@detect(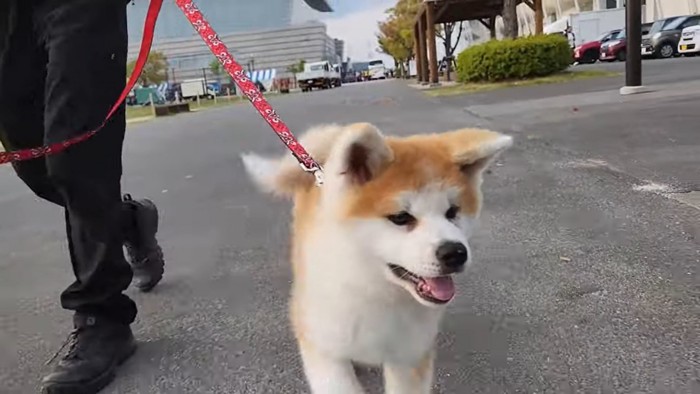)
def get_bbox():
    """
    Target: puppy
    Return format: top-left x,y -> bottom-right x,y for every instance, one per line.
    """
241,123 -> 512,394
